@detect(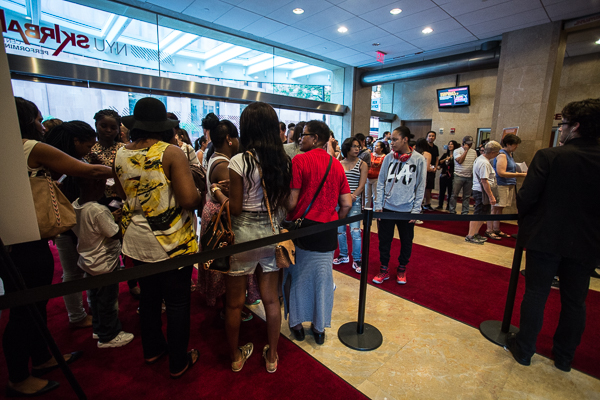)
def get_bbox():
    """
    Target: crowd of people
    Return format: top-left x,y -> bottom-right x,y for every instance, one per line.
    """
2,95 -> 598,396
